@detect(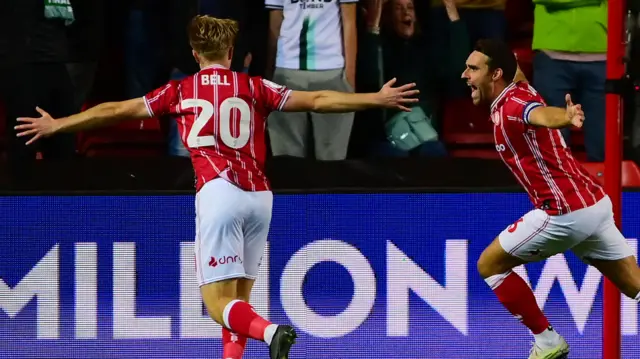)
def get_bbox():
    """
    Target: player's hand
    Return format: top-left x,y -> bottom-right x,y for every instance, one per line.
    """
14,107 -> 59,145
377,78 -> 420,112
565,94 -> 584,128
